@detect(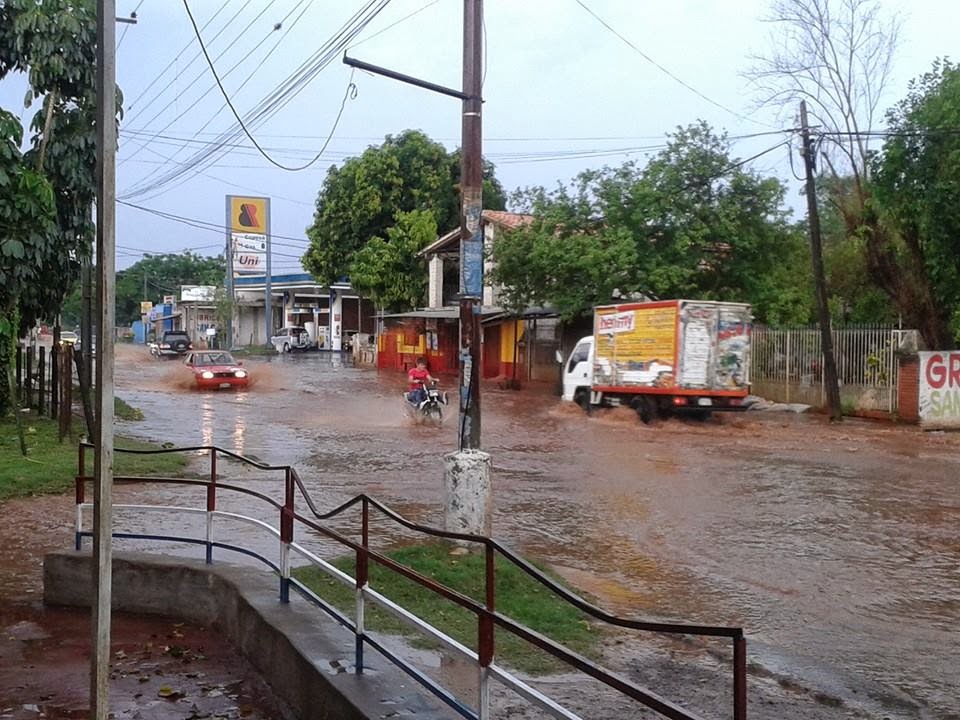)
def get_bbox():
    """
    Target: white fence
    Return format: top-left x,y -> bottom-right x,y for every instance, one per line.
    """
751,325 -> 918,413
